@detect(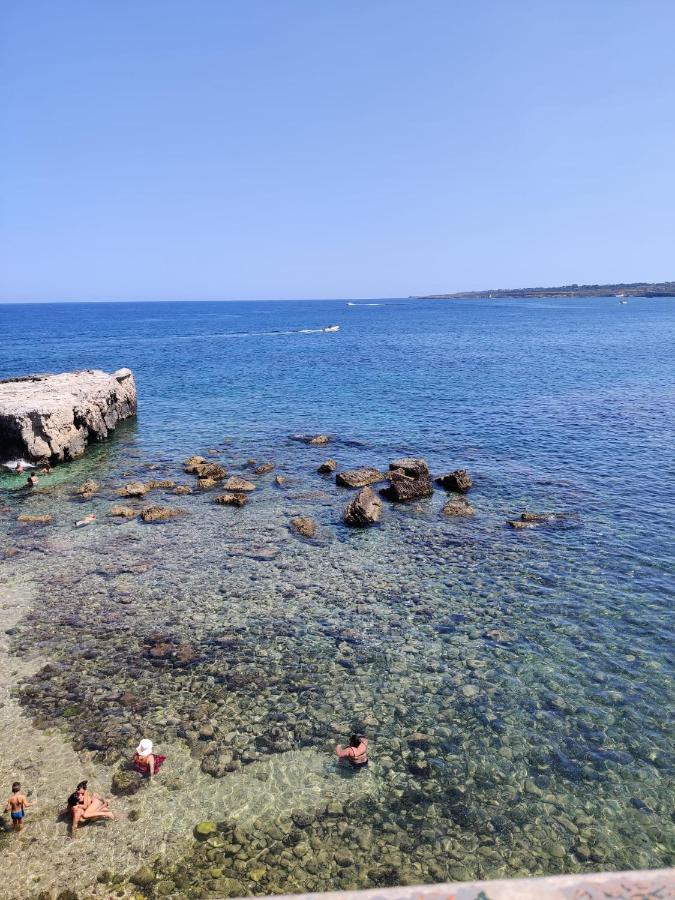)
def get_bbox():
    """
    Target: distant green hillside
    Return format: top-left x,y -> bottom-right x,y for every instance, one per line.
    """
416,281 -> 675,299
